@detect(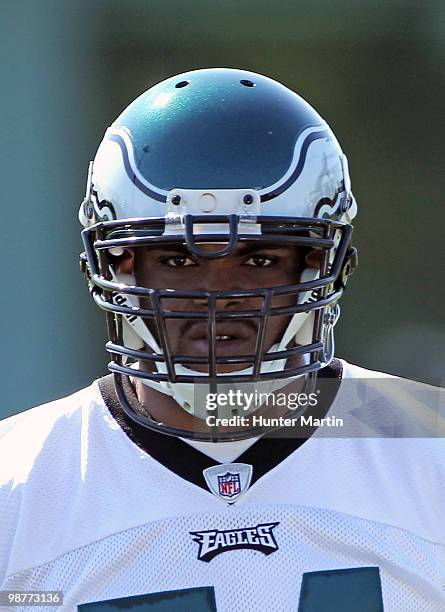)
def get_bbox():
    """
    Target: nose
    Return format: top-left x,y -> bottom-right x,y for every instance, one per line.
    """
193,295 -> 244,310
190,281 -> 267,315
191,265 -> 244,310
